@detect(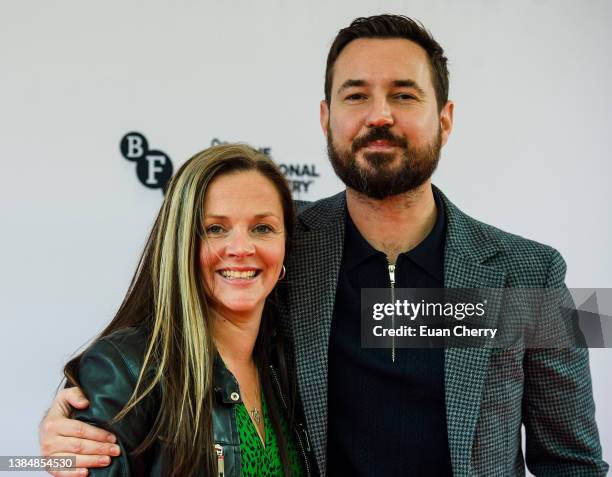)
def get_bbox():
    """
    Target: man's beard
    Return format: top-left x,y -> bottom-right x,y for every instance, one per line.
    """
327,126 -> 442,200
